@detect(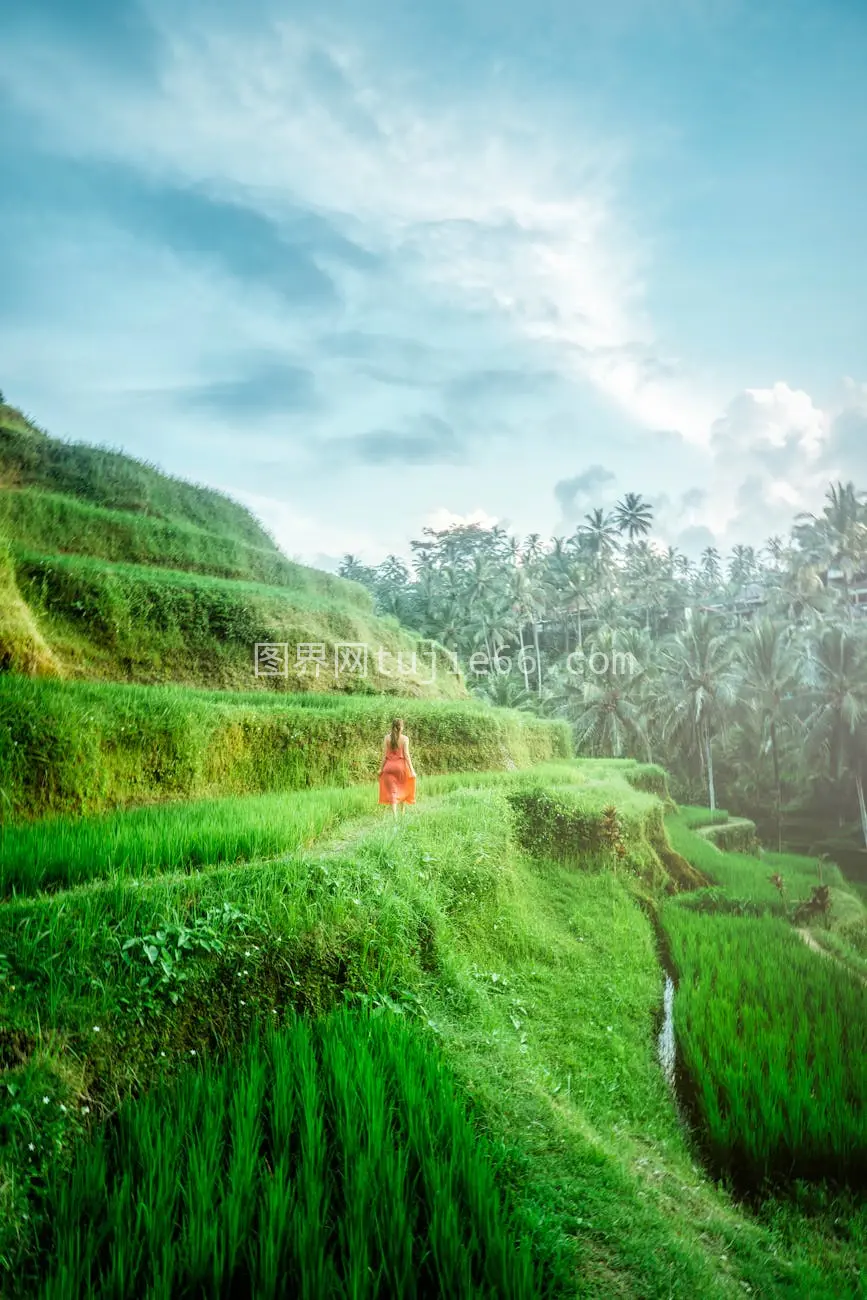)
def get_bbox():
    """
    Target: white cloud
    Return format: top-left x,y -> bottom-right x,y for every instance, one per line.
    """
671,380 -> 865,548
0,8 -> 722,444
230,488 -> 382,564
423,506 -> 500,533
